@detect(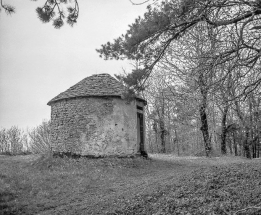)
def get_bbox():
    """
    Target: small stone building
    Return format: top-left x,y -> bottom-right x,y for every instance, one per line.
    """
47,73 -> 147,156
